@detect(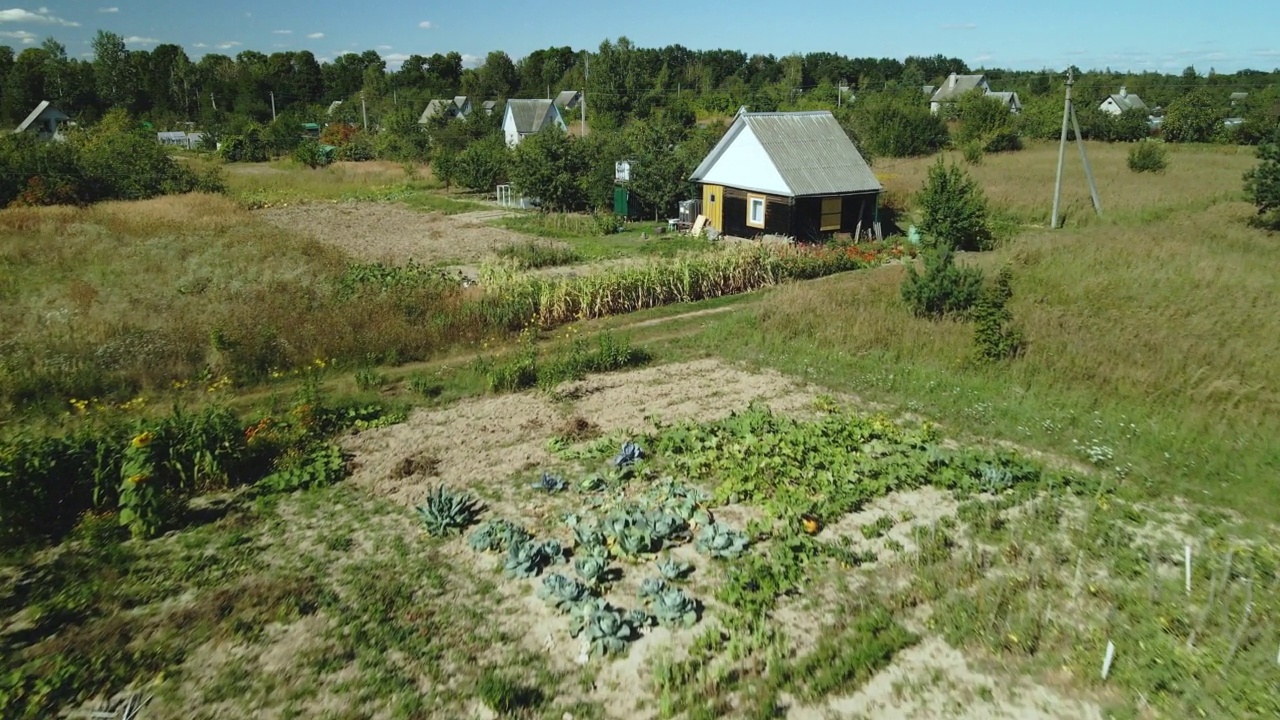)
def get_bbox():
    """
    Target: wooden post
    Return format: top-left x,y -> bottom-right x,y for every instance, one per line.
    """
1051,70 -> 1073,229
